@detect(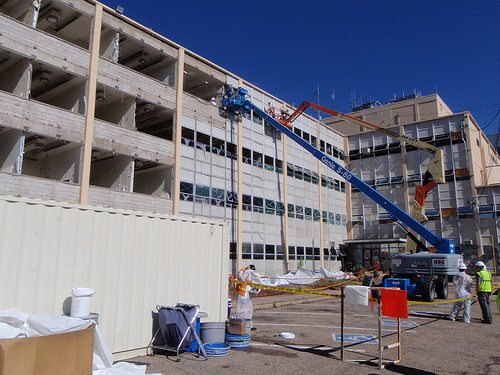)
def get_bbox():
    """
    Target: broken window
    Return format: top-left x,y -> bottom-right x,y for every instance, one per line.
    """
180,181 -> 193,201
265,199 -> 275,215
253,197 -> 264,213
